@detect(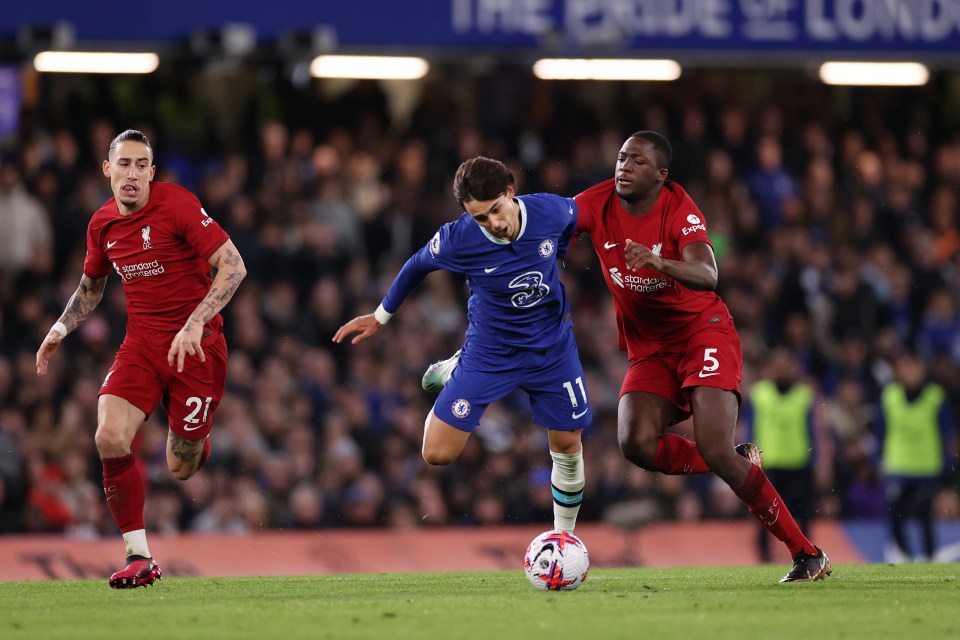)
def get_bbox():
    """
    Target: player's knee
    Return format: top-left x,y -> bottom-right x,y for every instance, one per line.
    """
548,430 -> 581,455
421,444 -> 456,466
617,427 -> 658,470
94,425 -> 130,458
